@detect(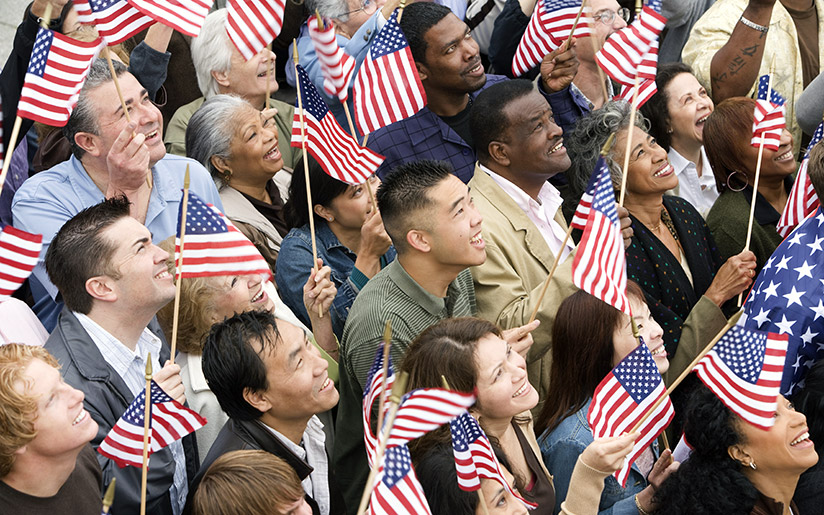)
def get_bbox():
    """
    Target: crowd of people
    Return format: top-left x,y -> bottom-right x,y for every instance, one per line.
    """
1,0 -> 823,512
